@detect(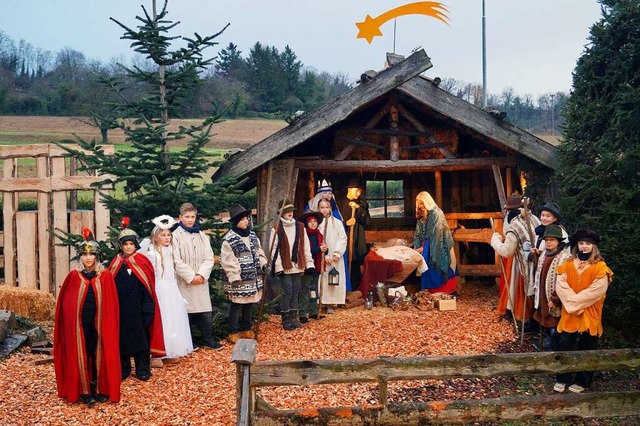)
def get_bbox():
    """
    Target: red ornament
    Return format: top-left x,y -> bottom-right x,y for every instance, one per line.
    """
120,216 -> 130,229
